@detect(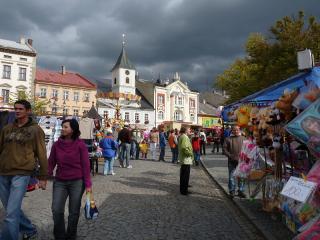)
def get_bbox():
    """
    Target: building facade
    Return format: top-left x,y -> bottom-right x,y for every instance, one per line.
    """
35,67 -> 97,116
97,43 -> 155,129
137,72 -> 199,130
0,37 -> 36,107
